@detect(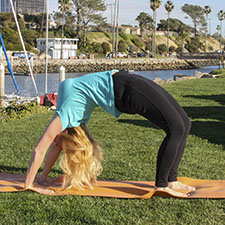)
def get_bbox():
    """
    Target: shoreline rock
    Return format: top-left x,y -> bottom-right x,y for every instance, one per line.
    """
1,58 -> 221,74
153,70 -> 217,85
